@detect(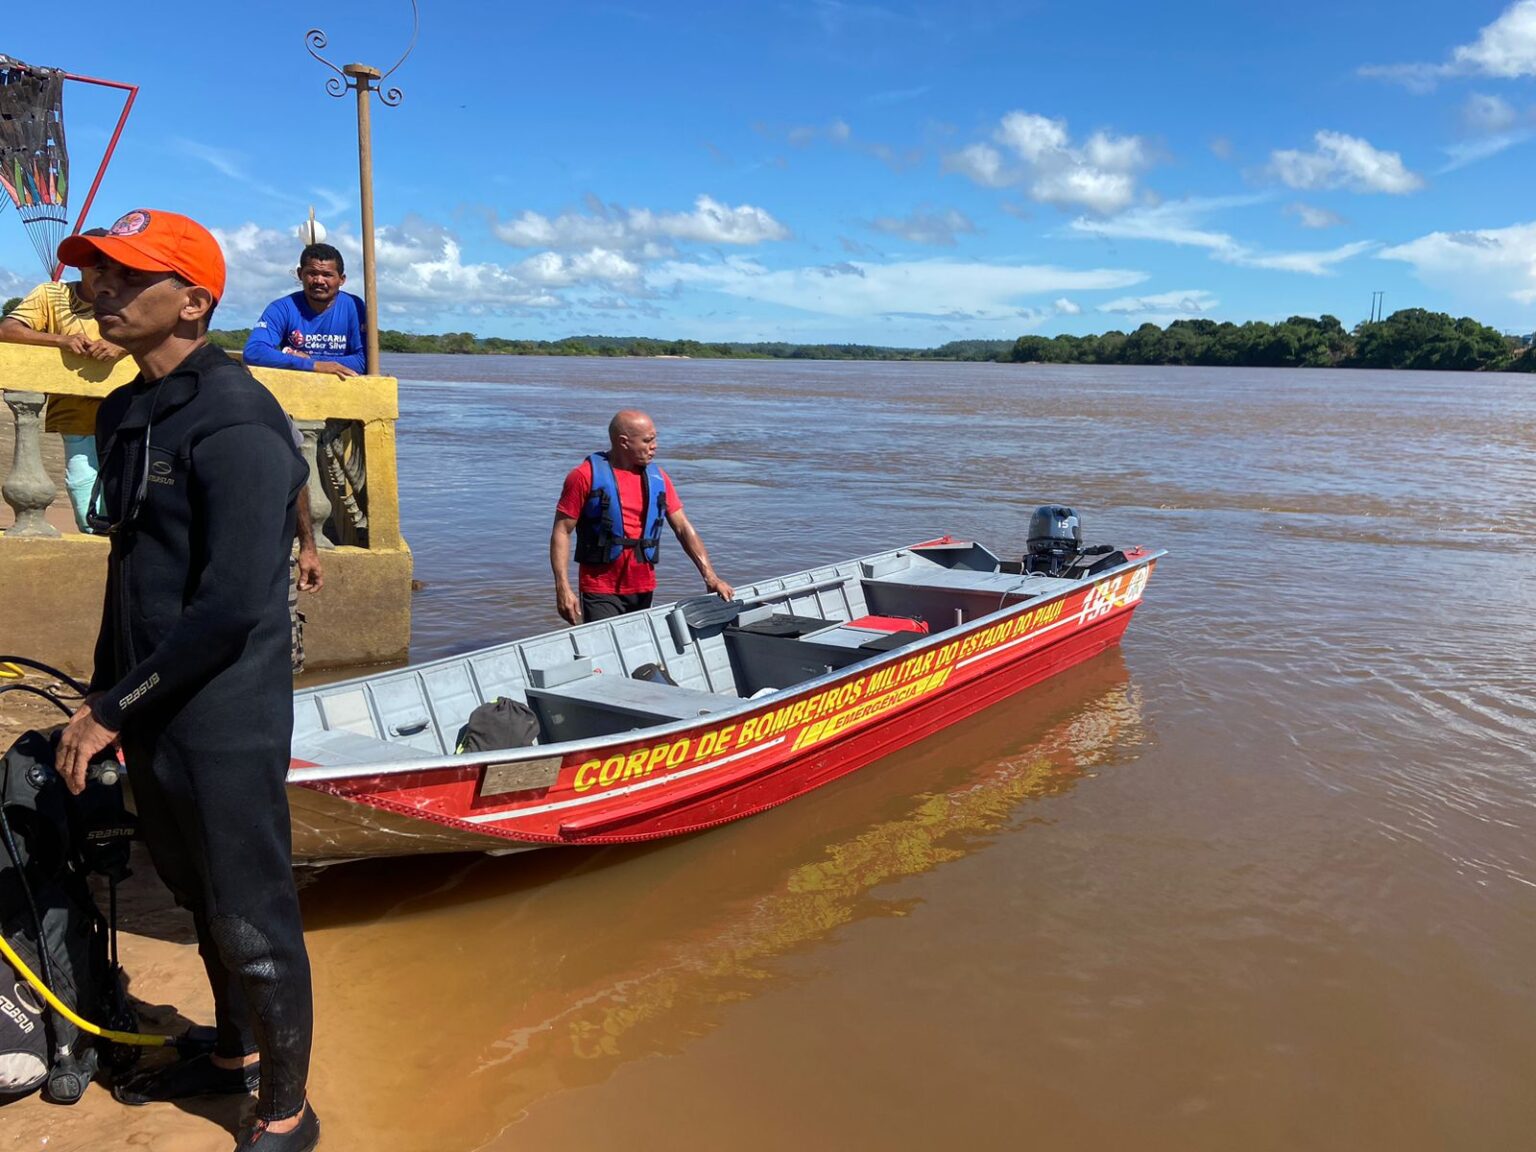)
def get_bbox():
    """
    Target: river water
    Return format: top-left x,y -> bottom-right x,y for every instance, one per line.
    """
296,357 -> 1535,1150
